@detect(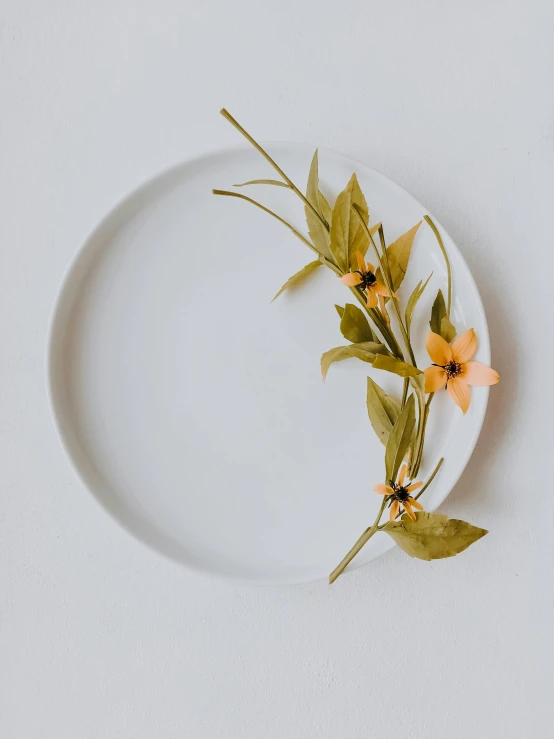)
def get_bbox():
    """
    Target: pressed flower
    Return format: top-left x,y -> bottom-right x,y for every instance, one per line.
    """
374,463 -> 424,521
423,329 -> 499,414
341,251 -> 397,309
